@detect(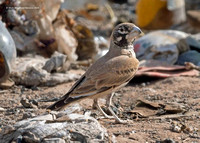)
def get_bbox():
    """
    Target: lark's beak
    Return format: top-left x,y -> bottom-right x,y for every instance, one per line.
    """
133,26 -> 144,36
127,26 -> 144,42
